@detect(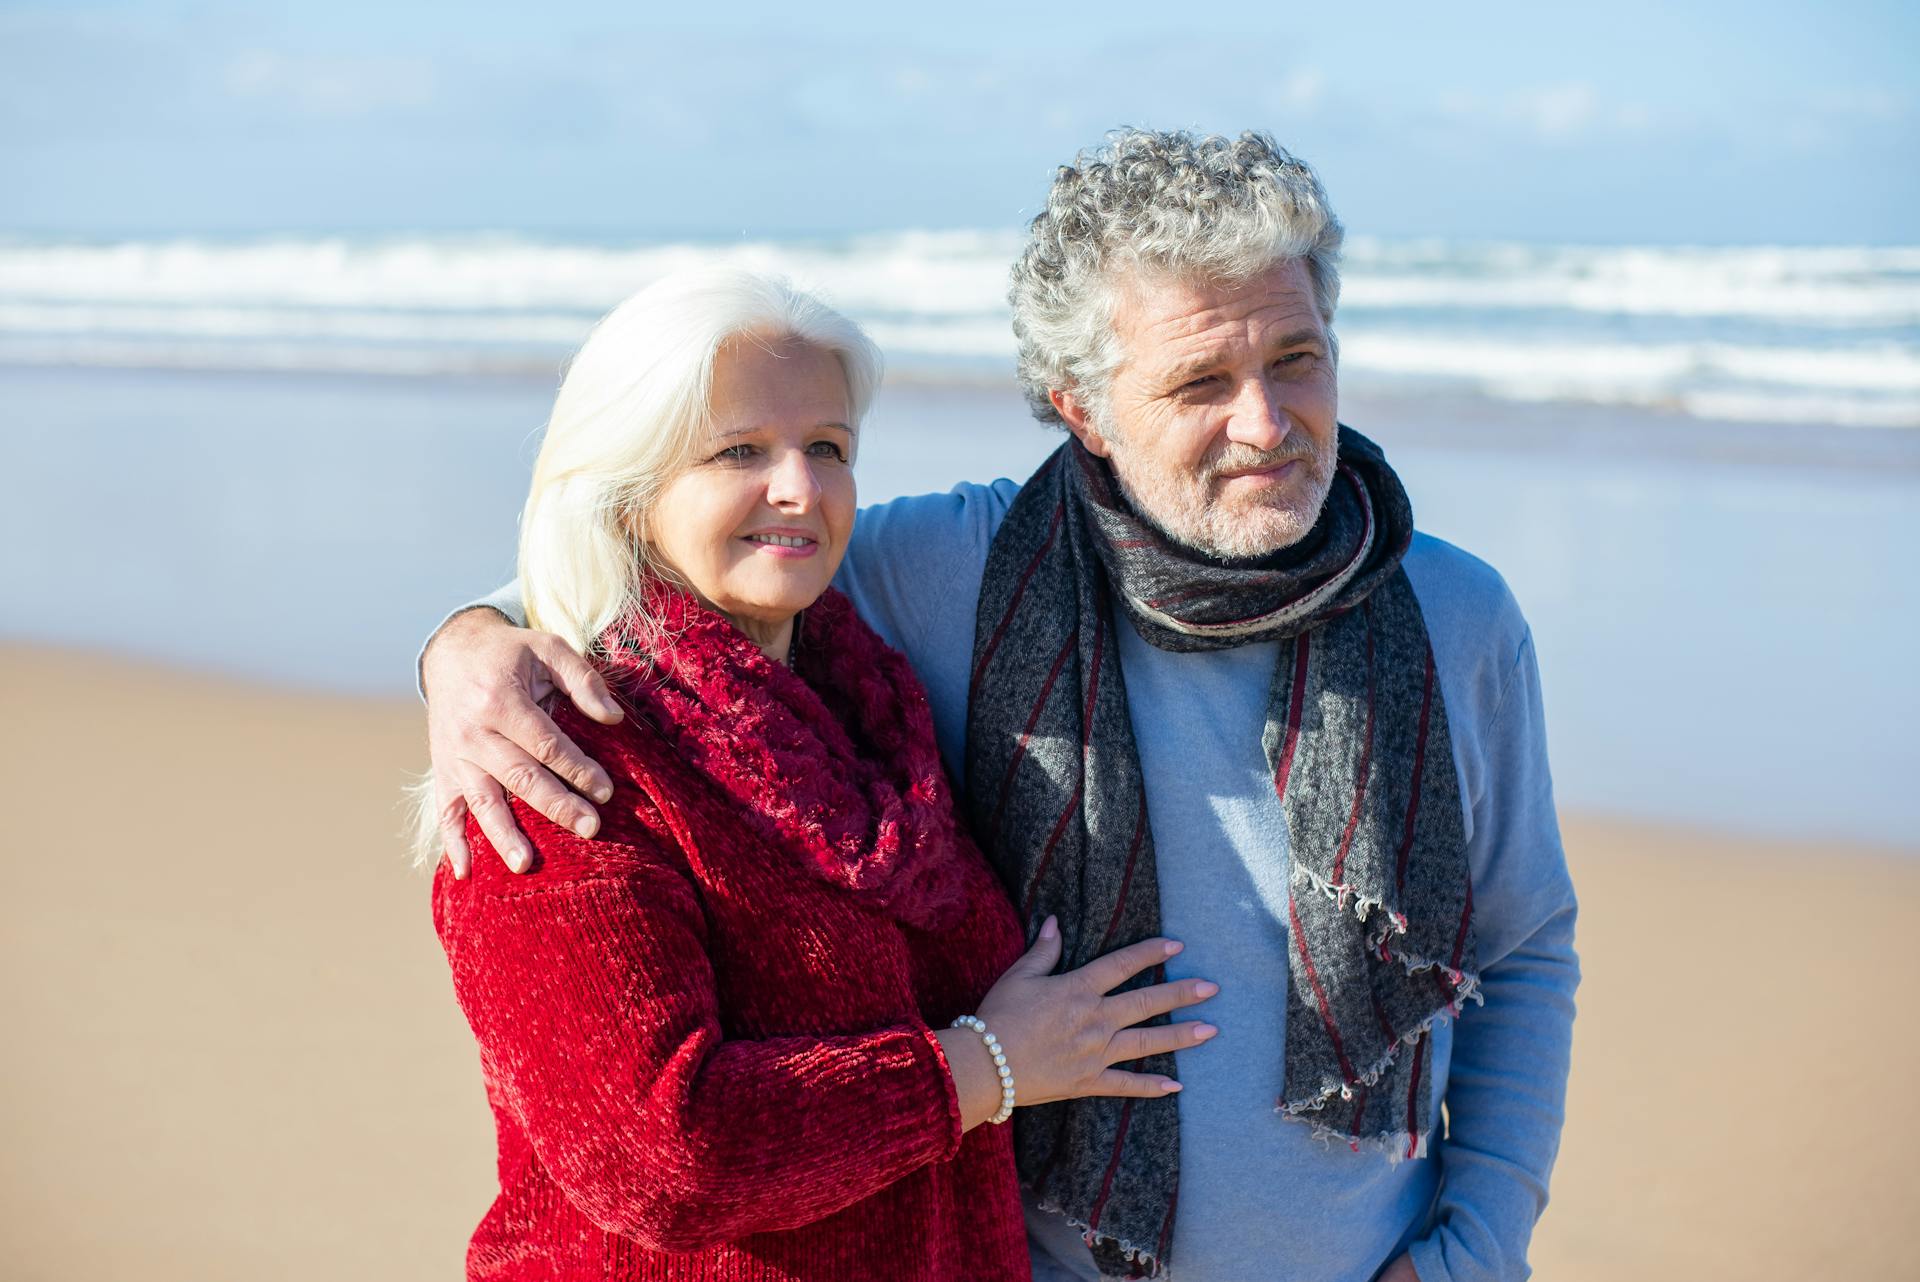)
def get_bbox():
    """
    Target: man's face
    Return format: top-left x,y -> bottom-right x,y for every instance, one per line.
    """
1066,258 -> 1340,560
